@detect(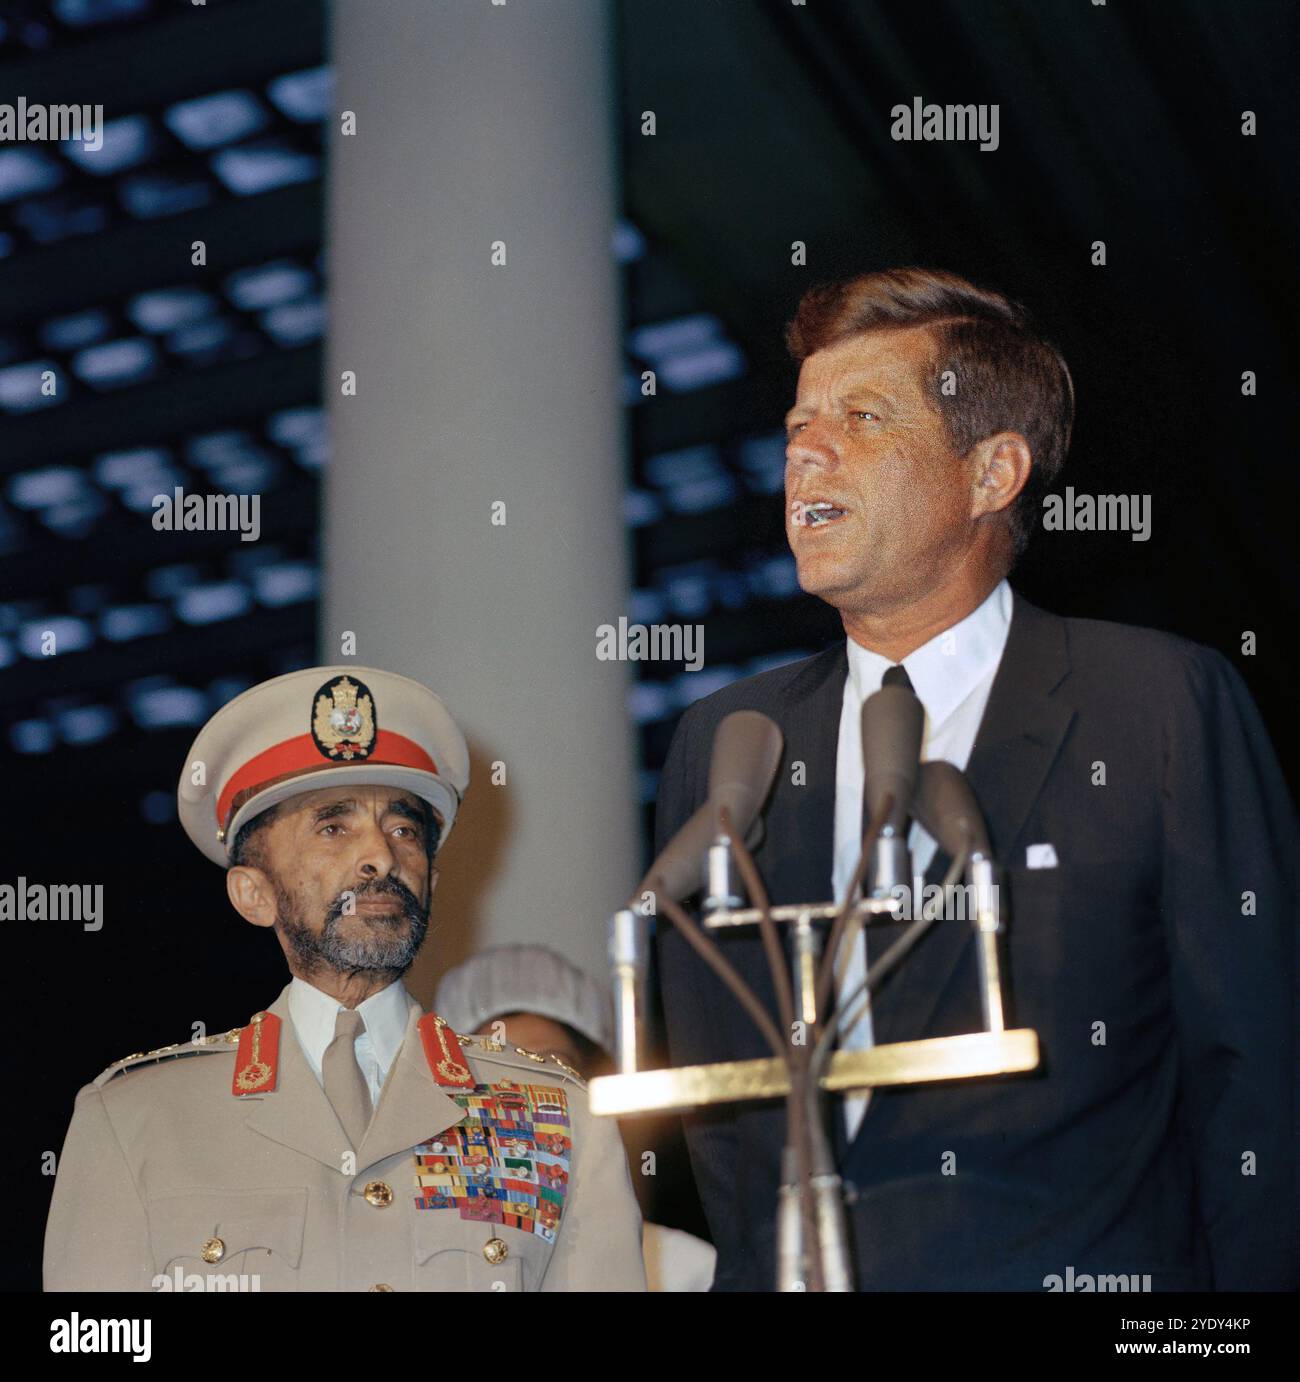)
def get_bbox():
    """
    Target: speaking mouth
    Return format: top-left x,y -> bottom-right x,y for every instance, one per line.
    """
792,500 -> 848,529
